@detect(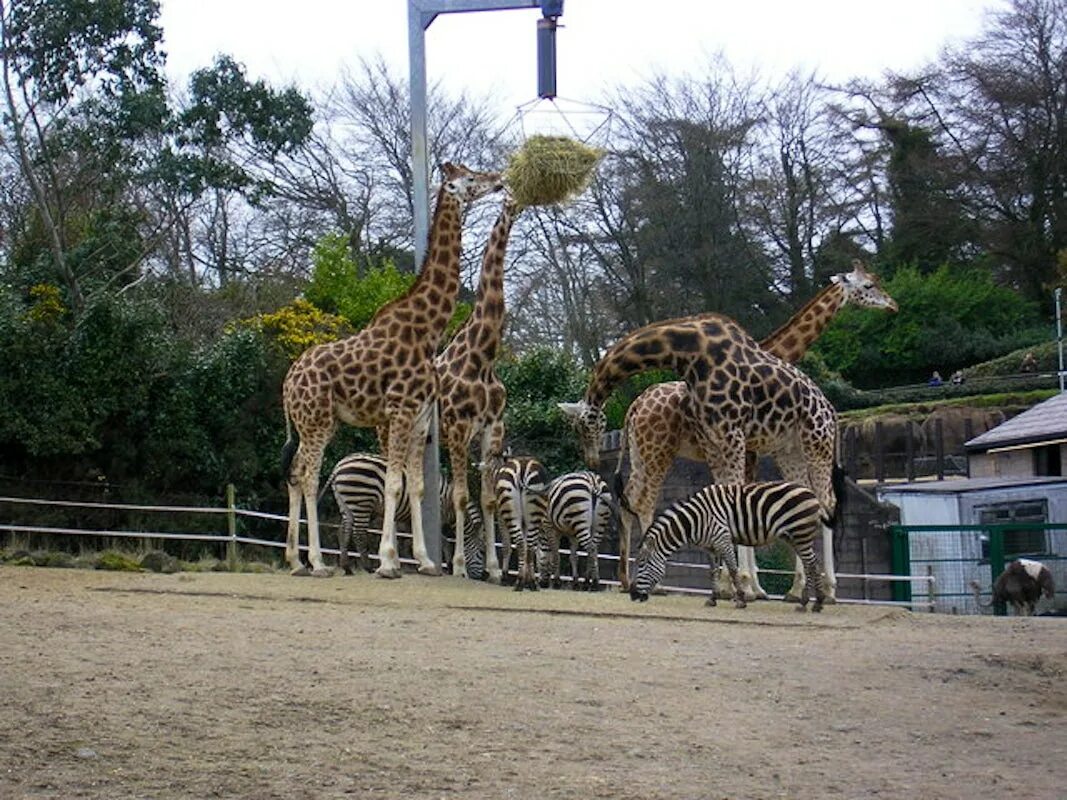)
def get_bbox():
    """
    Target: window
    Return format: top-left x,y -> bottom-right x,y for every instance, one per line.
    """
977,500 -> 1048,559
